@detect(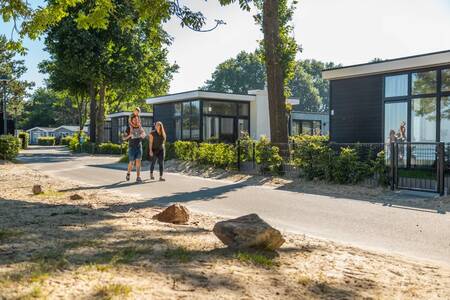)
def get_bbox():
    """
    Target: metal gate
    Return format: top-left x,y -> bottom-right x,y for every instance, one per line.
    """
390,142 -> 445,195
